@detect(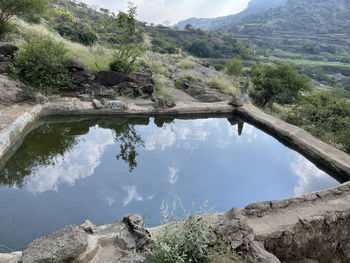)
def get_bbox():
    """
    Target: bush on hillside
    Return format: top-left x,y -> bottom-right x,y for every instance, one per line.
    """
226,58 -> 243,77
11,35 -> 72,95
0,0 -> 47,36
251,63 -> 312,108
285,92 -> 350,154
